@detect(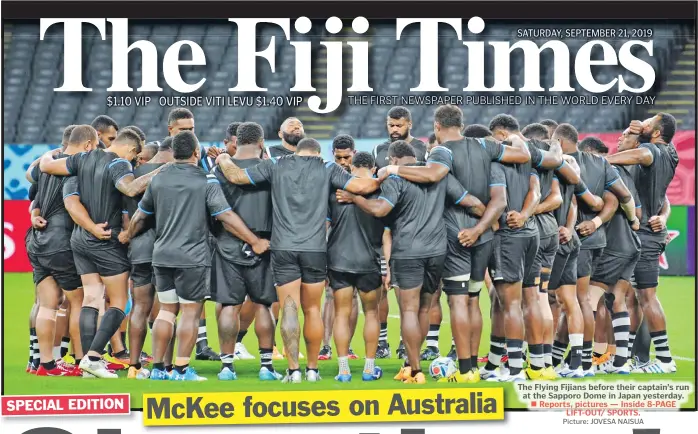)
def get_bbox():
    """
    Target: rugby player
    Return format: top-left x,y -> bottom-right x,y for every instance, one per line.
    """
343,140 -> 484,383
268,117 -> 305,158
215,137 -> 381,383
328,151 -> 384,381
606,114 -> 679,374
485,114 -> 564,381
539,119 -> 558,142
381,105 -> 531,382
581,136 -> 641,374
319,135 -> 361,361
209,122 -> 281,381
137,142 -> 159,166
91,115 -> 118,149
127,131 -> 269,381
554,123 -> 637,376
373,106 -> 428,360
39,127 -> 162,378
163,108 -> 219,361
26,126 -> 96,376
